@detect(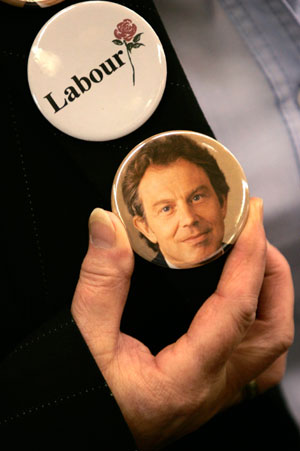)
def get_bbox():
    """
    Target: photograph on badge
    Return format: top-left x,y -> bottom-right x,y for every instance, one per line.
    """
112,131 -> 249,269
